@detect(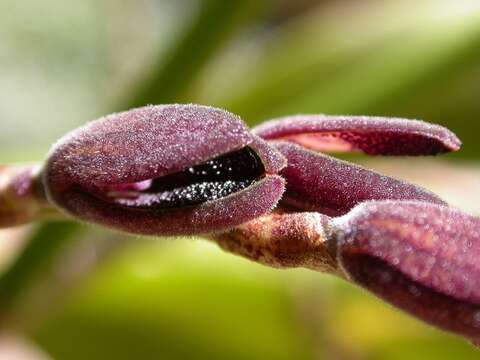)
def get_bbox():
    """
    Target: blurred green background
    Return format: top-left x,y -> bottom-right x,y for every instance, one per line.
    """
1,0 -> 480,358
